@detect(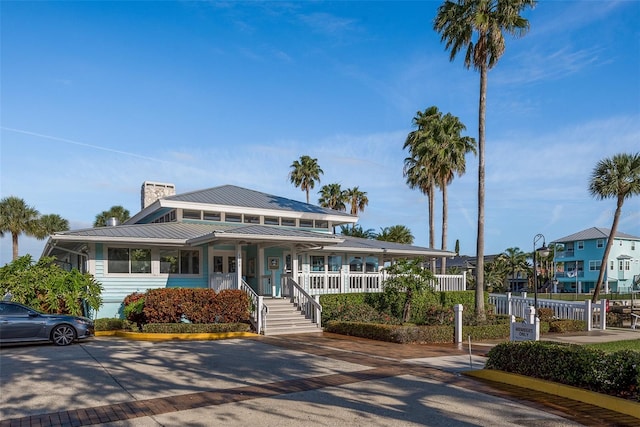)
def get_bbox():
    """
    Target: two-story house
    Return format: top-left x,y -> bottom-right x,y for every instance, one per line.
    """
42,181 -> 460,320
551,227 -> 640,294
